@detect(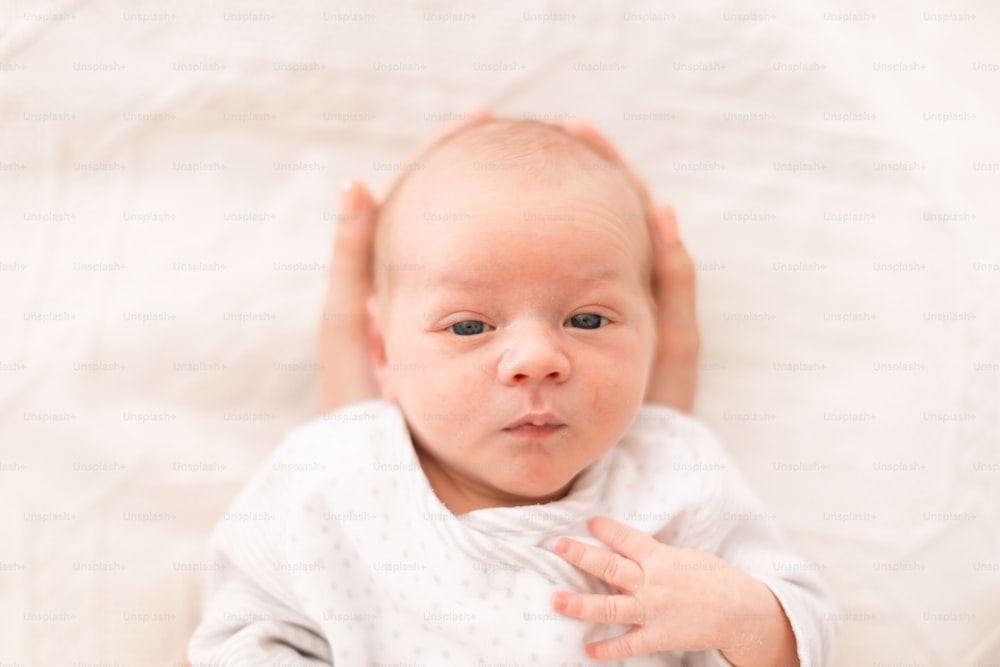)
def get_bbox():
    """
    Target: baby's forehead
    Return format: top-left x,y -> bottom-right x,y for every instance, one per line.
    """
397,120 -> 643,224
381,119 -> 639,223
375,119 -> 652,296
